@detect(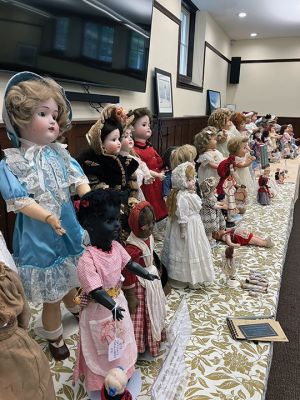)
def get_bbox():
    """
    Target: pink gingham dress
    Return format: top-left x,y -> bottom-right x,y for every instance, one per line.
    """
73,241 -> 137,392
